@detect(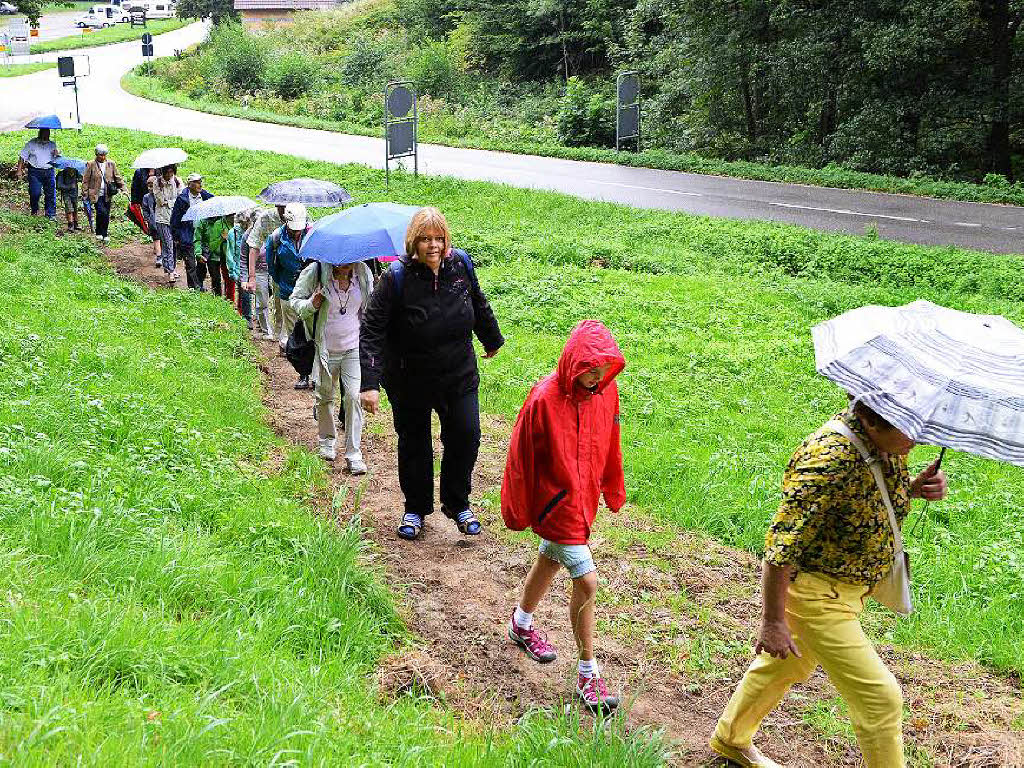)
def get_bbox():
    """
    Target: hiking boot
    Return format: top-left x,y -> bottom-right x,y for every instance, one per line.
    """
318,439 -> 336,462
575,674 -> 619,714
508,616 -> 557,663
708,736 -> 783,768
